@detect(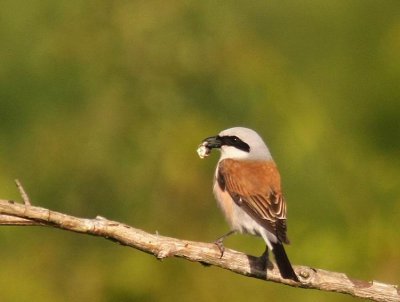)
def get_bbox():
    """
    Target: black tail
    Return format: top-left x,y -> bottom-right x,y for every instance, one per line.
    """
271,242 -> 299,282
